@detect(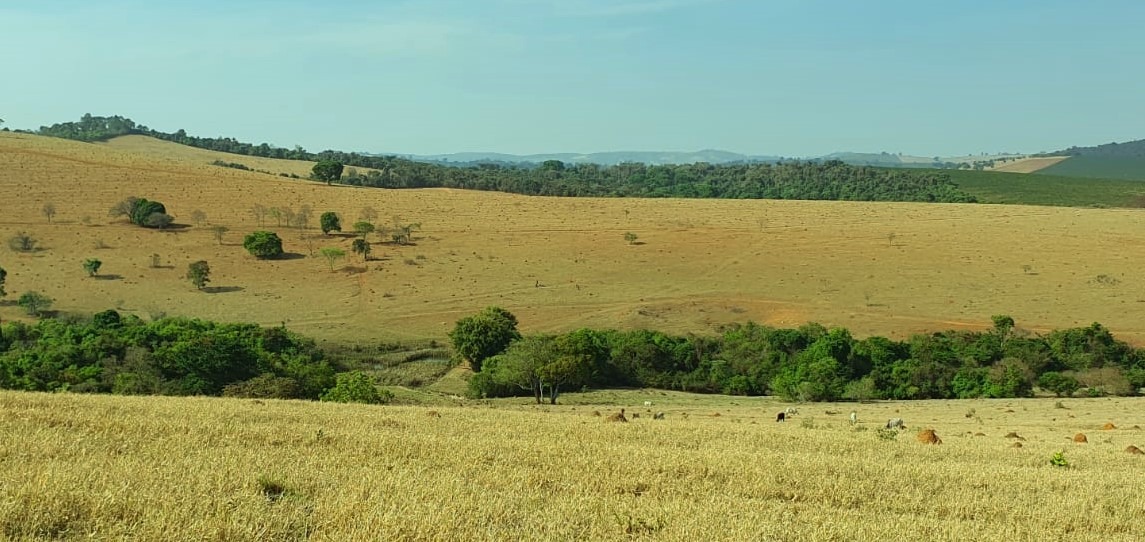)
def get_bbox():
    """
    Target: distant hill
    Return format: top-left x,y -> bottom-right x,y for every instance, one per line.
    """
1034,138 -> 1145,181
395,149 -> 782,166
